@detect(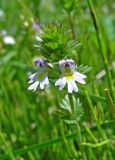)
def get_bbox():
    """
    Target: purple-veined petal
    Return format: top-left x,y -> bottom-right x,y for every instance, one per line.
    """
34,58 -> 46,67
28,73 -> 38,83
74,73 -> 86,84
29,73 -> 37,79
74,71 -> 86,79
55,78 -> 62,86
39,76 -> 49,89
59,77 -> 66,90
59,60 -> 65,66
66,59 -> 75,69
